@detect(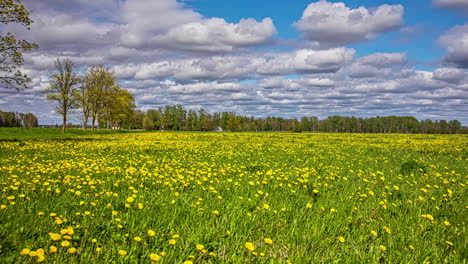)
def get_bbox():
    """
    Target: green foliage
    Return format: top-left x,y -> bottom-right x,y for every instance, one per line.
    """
0,0 -> 38,90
